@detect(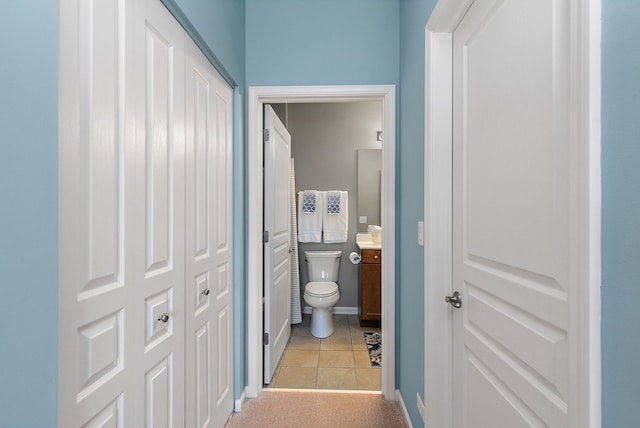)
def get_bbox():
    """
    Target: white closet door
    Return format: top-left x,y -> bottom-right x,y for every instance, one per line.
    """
209,73 -> 234,428
60,0 -> 233,426
185,36 -> 234,428
129,0 -> 186,425
58,0 -> 134,425
59,0 -> 186,425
